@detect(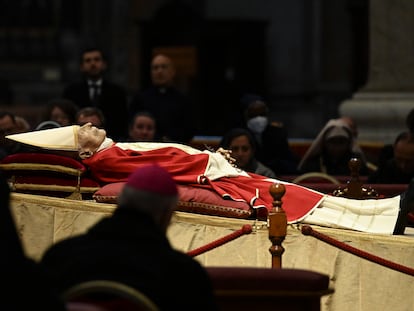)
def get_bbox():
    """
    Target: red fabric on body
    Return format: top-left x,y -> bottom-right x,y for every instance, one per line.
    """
208,174 -> 324,223
84,146 -> 324,222
82,146 -> 210,185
